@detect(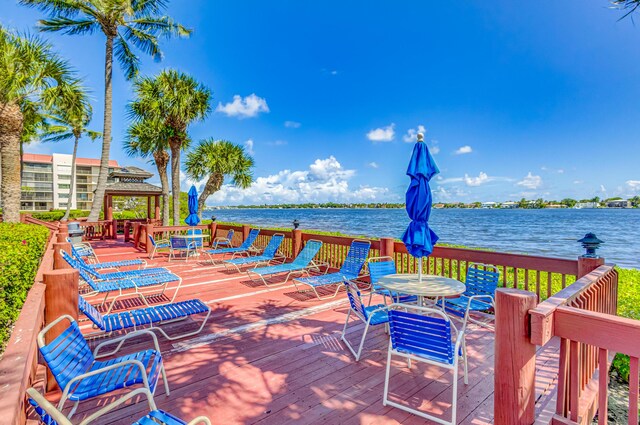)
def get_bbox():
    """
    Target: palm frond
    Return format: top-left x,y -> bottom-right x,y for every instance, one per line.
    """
37,17 -> 99,35
114,34 -> 140,80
